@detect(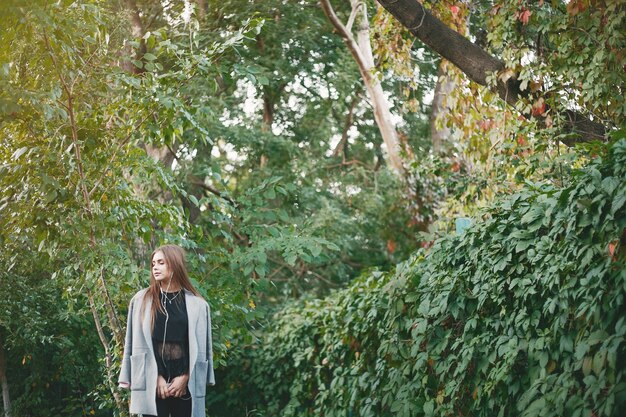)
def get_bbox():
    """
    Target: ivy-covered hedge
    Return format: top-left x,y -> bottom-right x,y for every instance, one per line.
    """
209,139 -> 626,417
